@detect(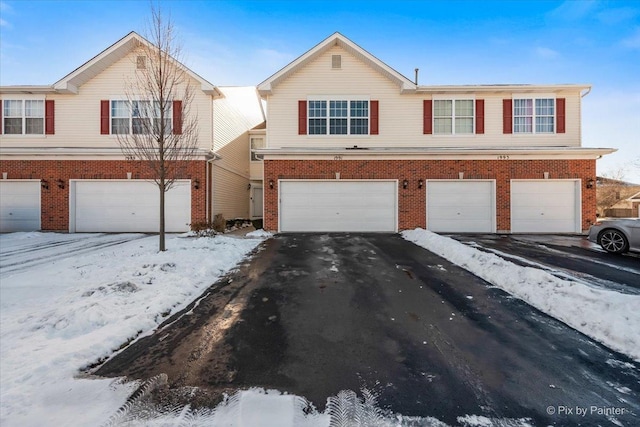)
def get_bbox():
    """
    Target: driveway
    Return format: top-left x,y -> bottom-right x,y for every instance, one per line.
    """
96,233 -> 639,426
